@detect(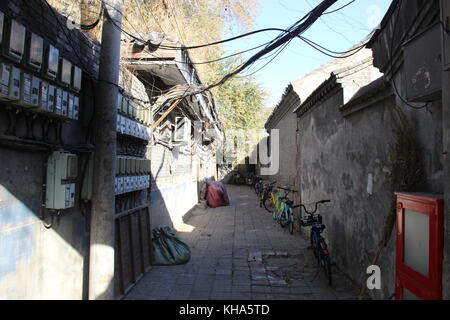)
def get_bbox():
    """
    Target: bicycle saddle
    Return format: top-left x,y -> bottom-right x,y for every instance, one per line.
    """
286,200 -> 294,206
